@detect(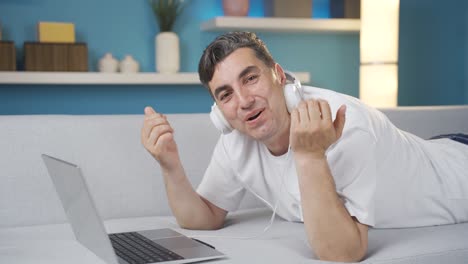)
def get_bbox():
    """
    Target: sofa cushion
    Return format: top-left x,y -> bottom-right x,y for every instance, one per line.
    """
1,106 -> 467,228
1,209 -> 467,263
